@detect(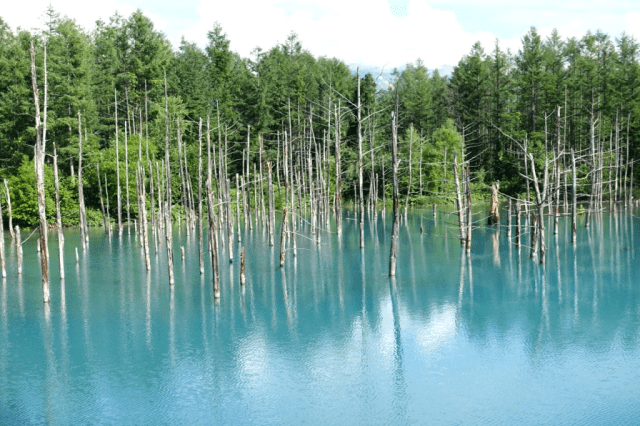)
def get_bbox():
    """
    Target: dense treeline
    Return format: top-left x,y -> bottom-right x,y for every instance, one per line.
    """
0,7 -> 638,227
